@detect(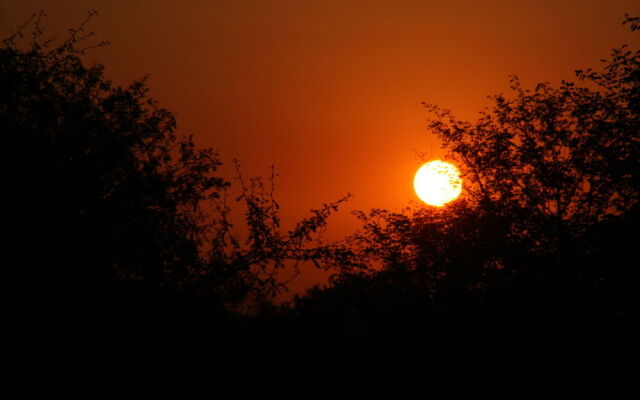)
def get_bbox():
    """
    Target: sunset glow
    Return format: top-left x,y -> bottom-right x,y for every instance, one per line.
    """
414,161 -> 462,206
3,0 -> 635,324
